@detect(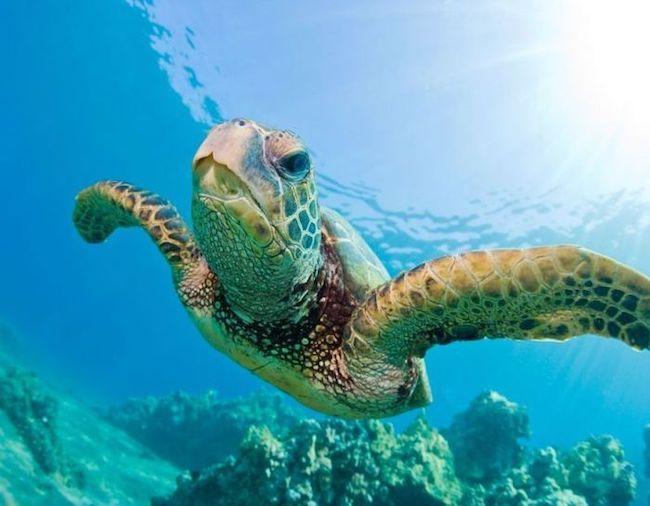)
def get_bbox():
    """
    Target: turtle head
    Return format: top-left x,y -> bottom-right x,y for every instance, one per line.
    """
191,119 -> 322,321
